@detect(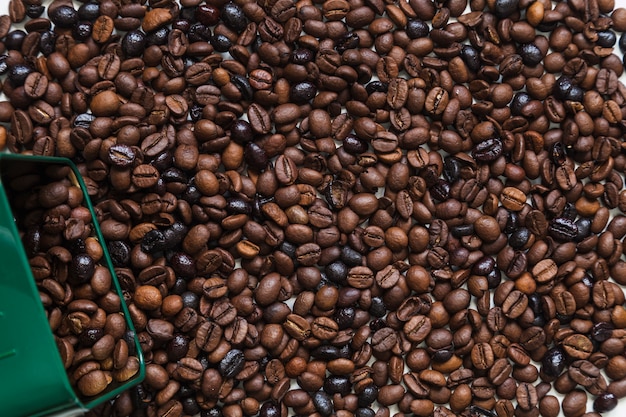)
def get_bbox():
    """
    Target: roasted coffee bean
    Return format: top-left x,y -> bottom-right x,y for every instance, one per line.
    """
548,217 -> 578,242
371,327 -> 397,352
24,72 -> 48,98
218,349 -> 245,378
542,347 -> 566,378
562,390 -> 587,417
594,393 -> 618,413
122,29 -> 146,57
471,343 -> 495,370
516,382 -> 538,411
403,315 -> 431,343
500,187 -> 527,211
569,360 -> 601,387
473,138 -> 503,163
562,334 -> 593,360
